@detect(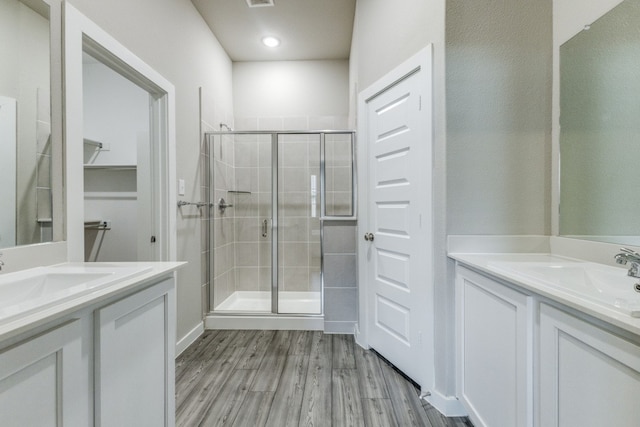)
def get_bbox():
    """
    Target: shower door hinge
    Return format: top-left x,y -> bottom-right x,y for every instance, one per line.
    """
418,95 -> 422,111
150,235 -> 156,243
